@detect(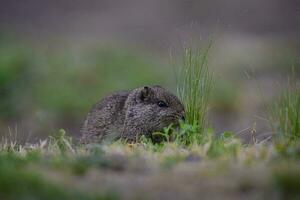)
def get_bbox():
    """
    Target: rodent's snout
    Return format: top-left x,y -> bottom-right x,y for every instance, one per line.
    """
179,112 -> 185,121
181,115 -> 185,121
